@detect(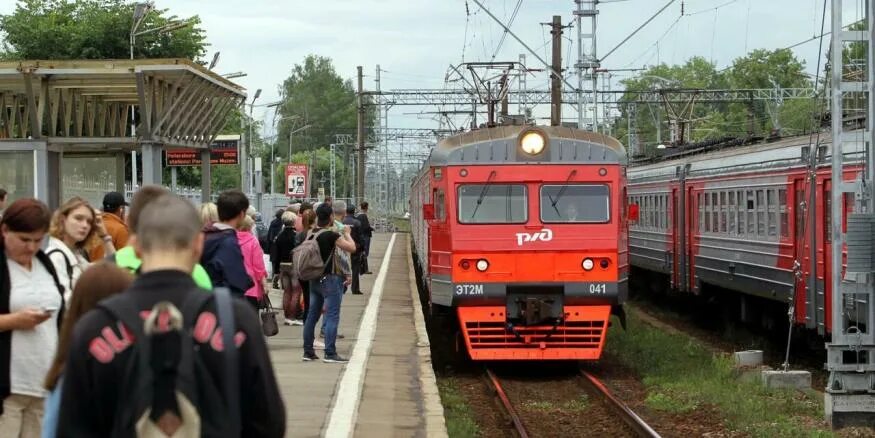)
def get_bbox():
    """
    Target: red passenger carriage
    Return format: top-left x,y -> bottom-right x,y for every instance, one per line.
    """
410,125 -> 629,360
628,134 -> 866,334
